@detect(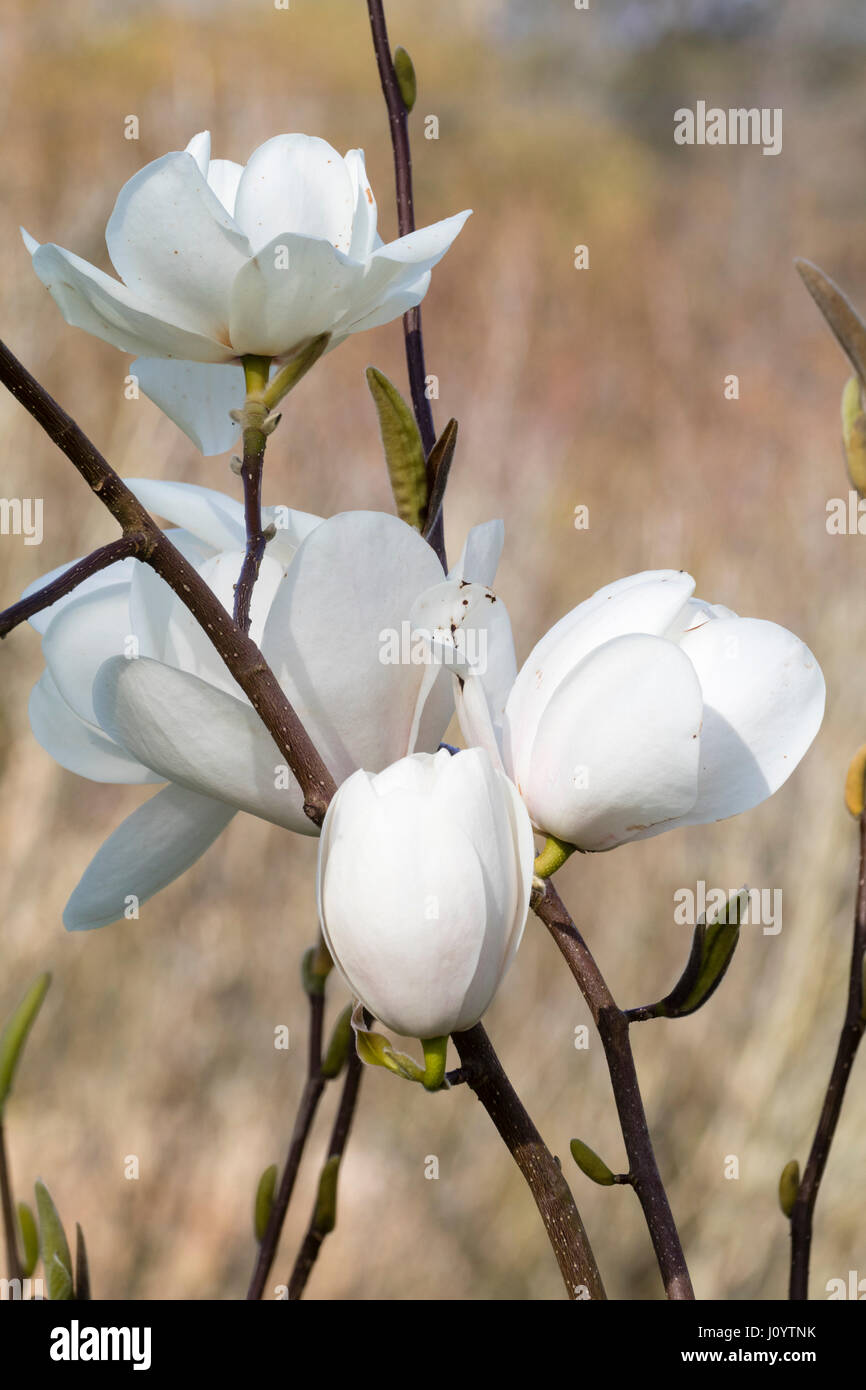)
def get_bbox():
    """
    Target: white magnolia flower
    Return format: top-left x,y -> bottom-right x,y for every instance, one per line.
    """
22,131 -> 471,454
23,481 -> 503,929
317,748 -> 534,1040
416,569 -> 825,852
